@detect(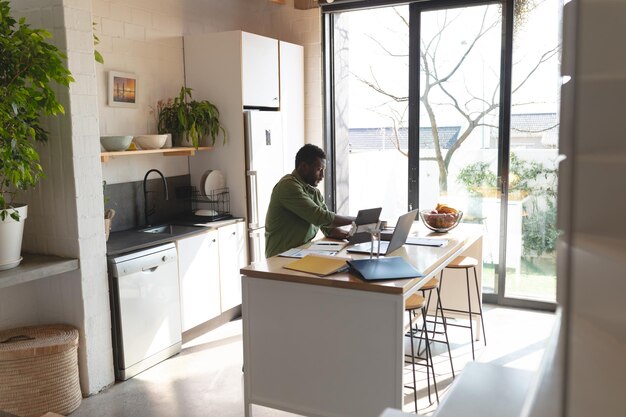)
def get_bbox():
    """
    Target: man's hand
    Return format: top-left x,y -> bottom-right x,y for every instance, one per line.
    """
327,227 -> 351,240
